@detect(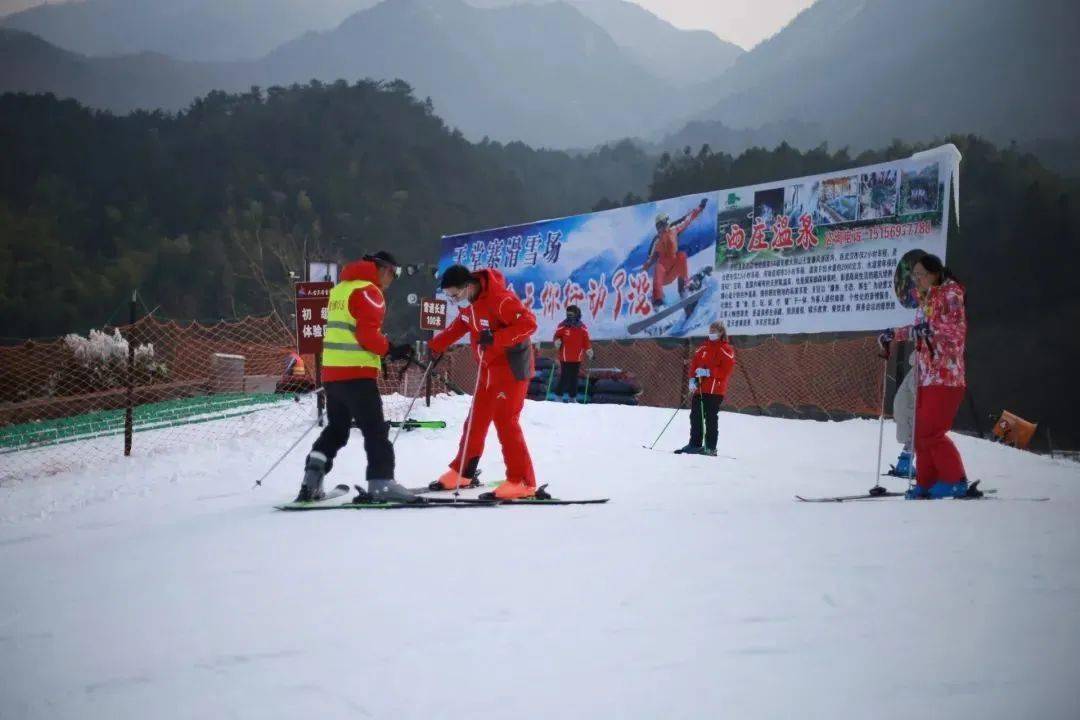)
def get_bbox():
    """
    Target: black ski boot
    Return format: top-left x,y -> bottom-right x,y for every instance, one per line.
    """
295,451 -> 328,502
963,479 -> 984,499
